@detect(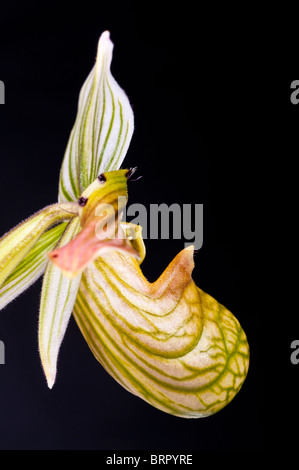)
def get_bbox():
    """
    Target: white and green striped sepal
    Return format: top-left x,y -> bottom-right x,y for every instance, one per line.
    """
58,31 -> 134,203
